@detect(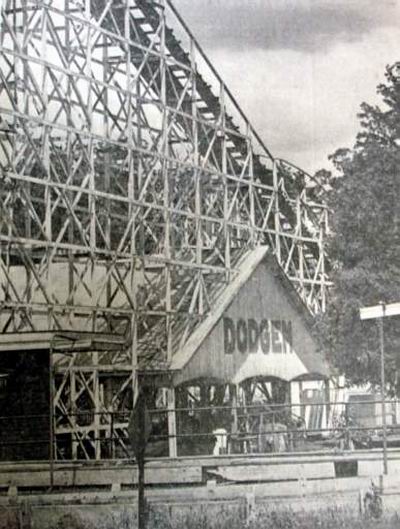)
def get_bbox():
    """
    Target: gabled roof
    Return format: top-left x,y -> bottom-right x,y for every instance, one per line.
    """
170,246 -> 330,384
